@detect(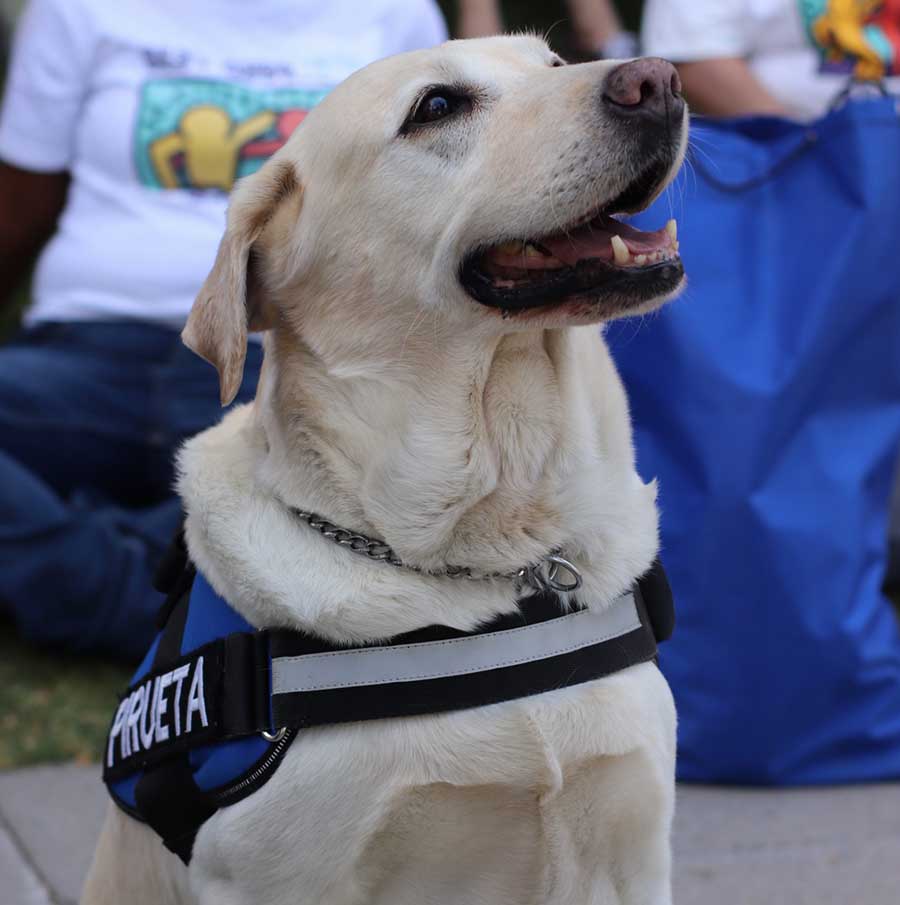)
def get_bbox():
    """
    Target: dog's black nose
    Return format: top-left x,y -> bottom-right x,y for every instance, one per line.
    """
602,58 -> 685,122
